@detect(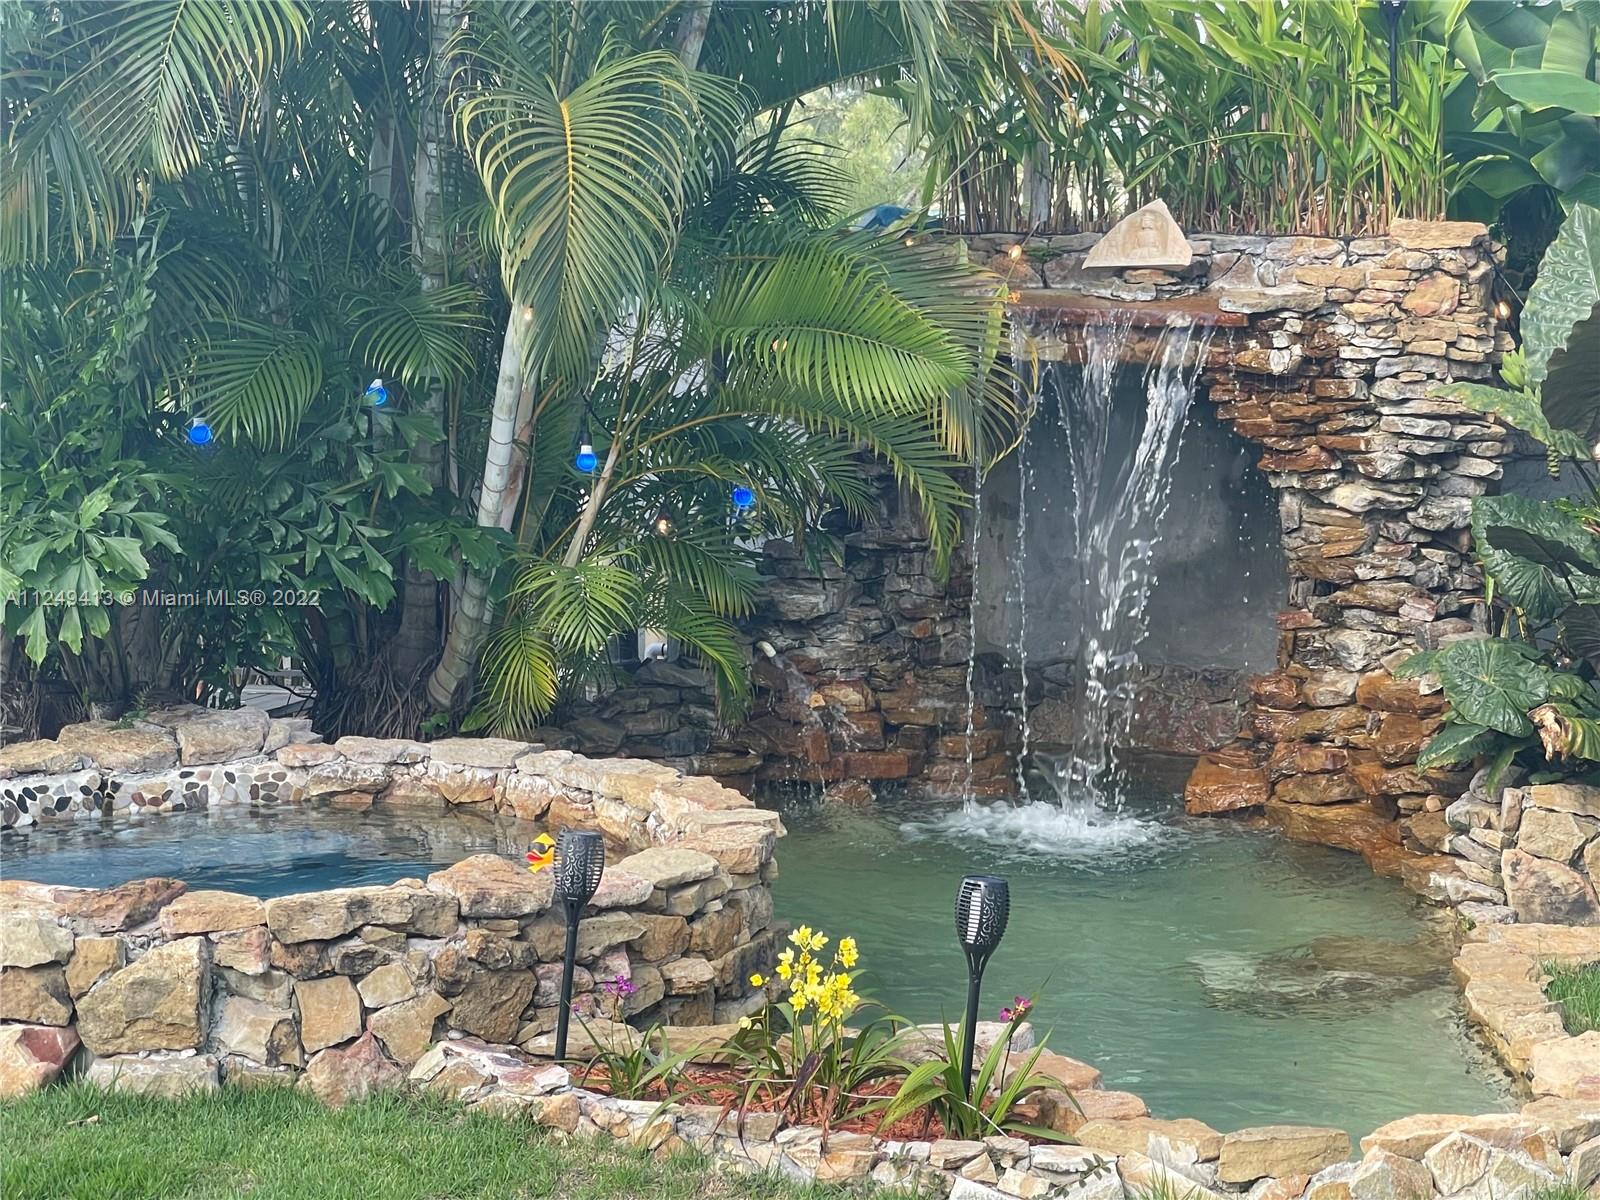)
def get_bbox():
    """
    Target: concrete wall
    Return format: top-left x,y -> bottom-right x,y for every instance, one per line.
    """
973,362 -> 1287,674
